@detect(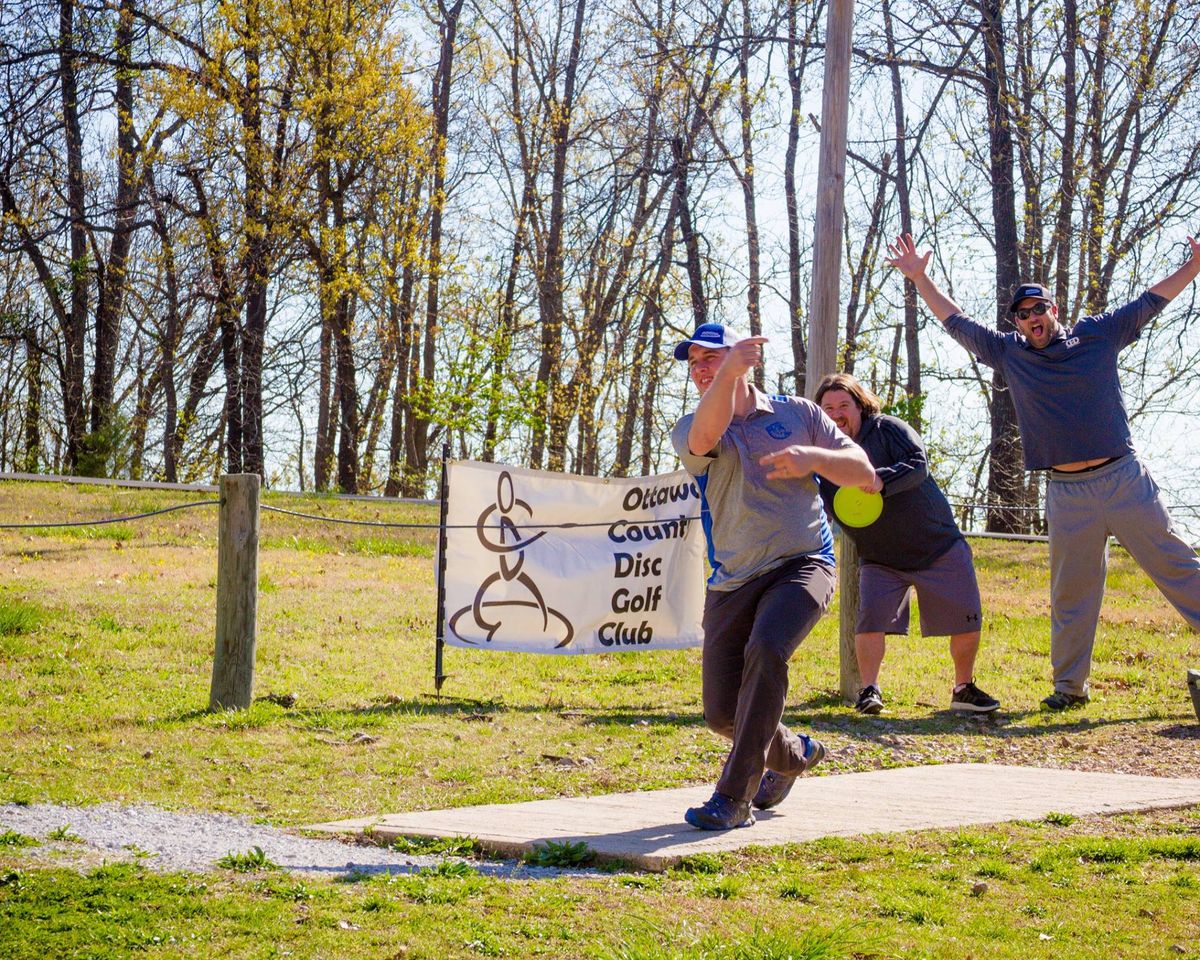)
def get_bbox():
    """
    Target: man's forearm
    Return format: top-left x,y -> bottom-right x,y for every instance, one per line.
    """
687,373 -> 737,455
815,446 -> 876,487
910,272 -> 964,323
1148,251 -> 1200,303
